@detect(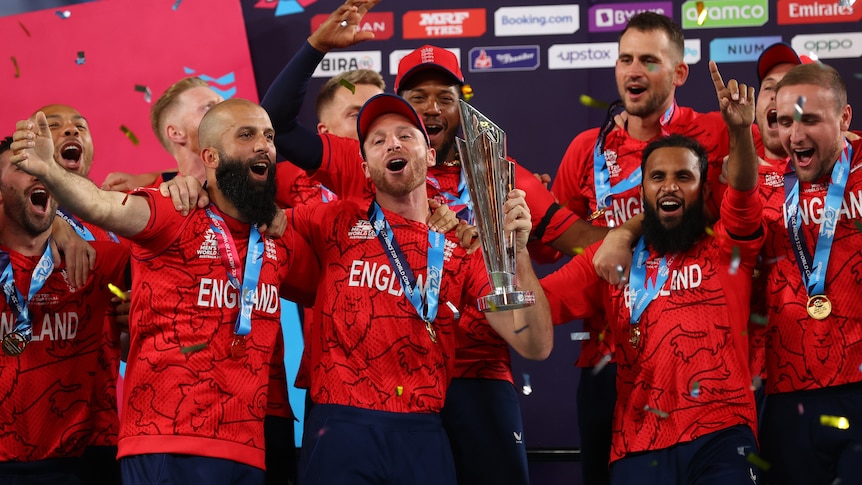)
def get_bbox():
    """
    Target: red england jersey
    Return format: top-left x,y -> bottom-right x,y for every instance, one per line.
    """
541,186 -> 763,462
274,161 -> 337,209
116,190 -> 316,470
287,199 -> 491,412
761,138 -> 862,395
552,106 -> 730,369
0,240 -> 128,462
